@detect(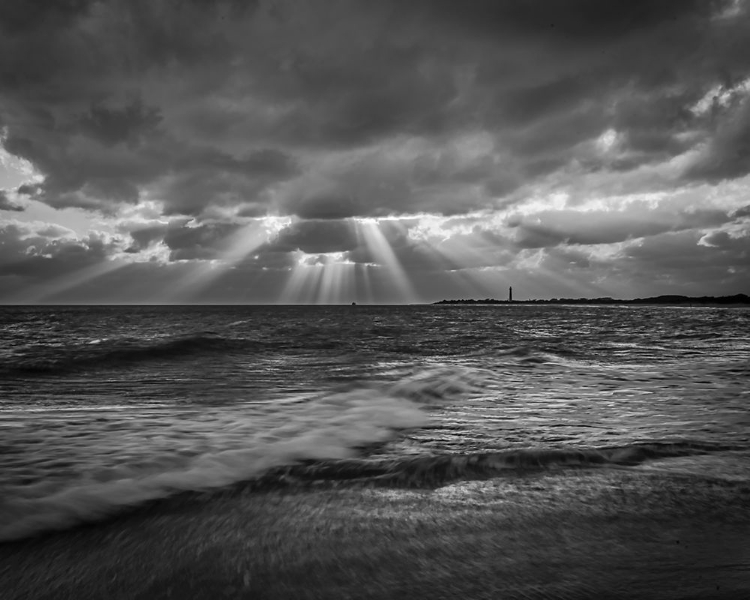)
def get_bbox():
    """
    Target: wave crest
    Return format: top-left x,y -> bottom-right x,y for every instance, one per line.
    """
0,387 -> 429,542
259,441 -> 740,488
5,333 -> 254,374
1,435 -> 736,543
